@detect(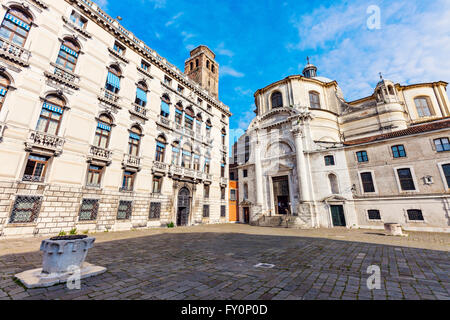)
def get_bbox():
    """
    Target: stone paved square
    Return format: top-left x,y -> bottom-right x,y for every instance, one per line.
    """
0,224 -> 449,300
